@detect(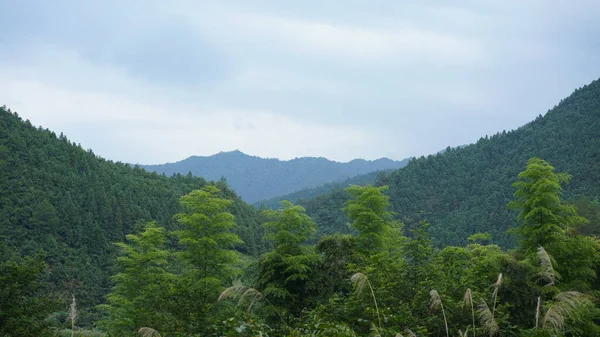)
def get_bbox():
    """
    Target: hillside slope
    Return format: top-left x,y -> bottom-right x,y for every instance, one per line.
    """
256,170 -> 386,209
139,151 -> 410,203
300,78 -> 600,246
0,107 -> 263,322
